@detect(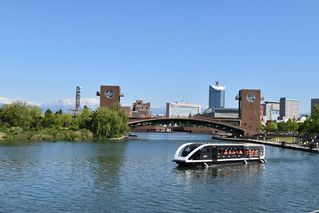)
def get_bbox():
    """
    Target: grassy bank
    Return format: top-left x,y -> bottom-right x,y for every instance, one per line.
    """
0,127 -> 94,142
269,136 -> 297,144
0,102 -> 129,142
